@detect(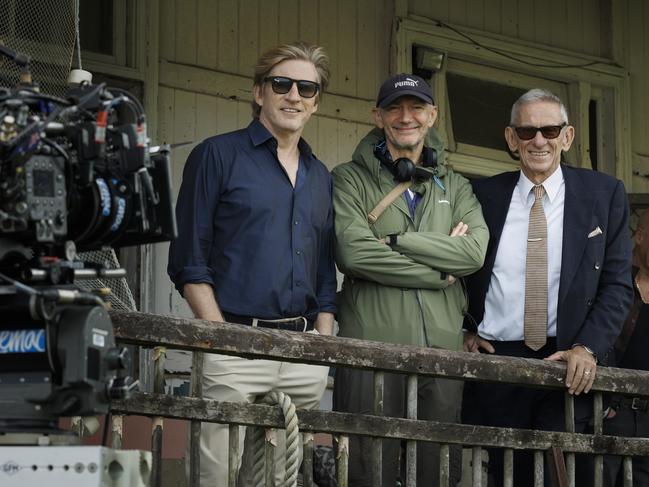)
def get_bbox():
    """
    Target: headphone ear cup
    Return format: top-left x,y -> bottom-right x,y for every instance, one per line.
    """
393,158 -> 416,181
421,146 -> 438,168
